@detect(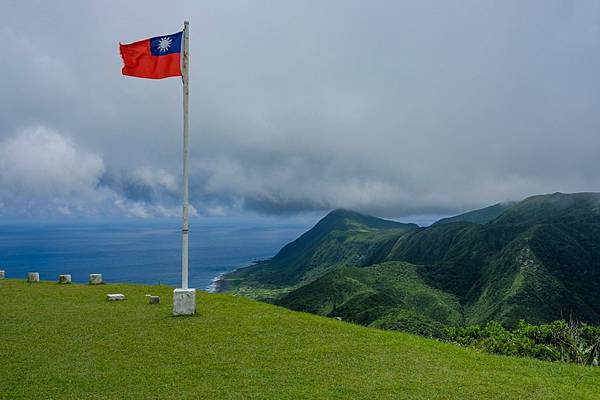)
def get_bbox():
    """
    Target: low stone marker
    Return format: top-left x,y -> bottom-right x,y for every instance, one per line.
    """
58,274 -> 72,284
27,272 -> 40,283
146,295 -> 160,304
173,288 -> 196,316
0,270 -> 5,279
107,293 -> 125,301
89,274 -> 103,285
